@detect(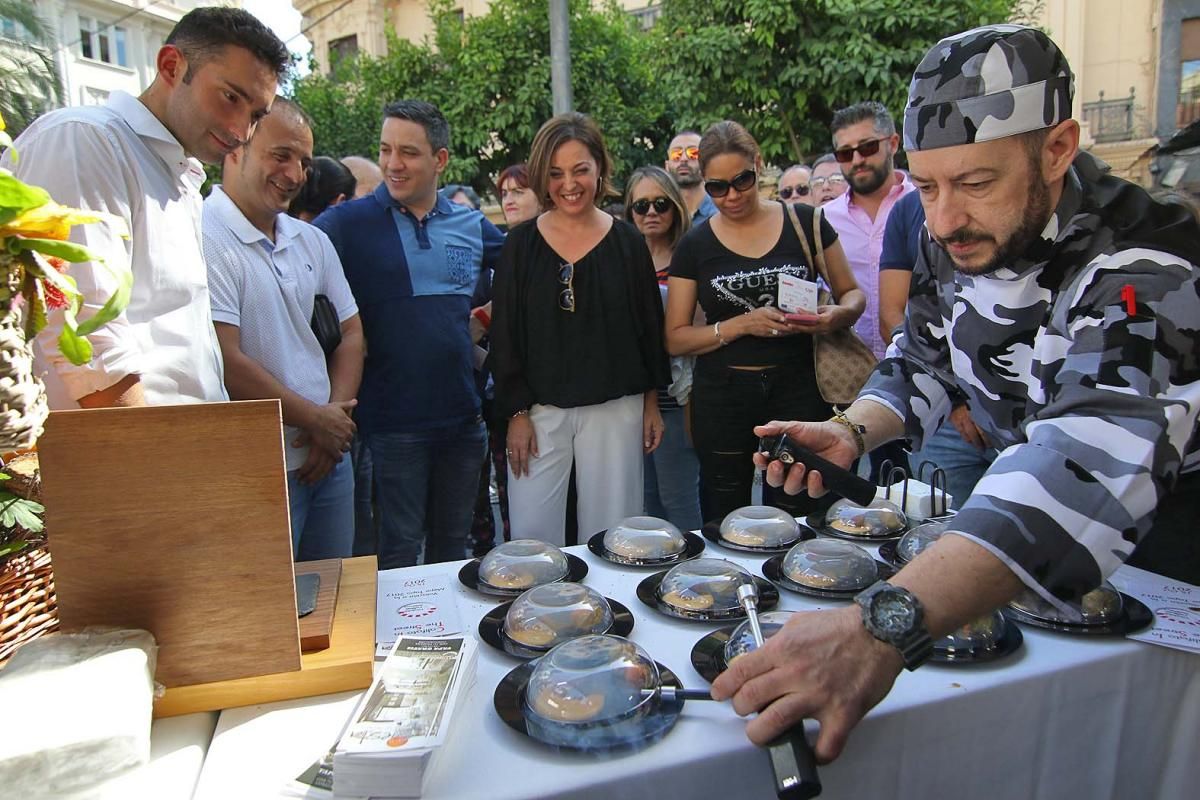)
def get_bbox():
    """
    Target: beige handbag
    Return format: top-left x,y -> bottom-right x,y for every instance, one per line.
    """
786,202 -> 878,406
